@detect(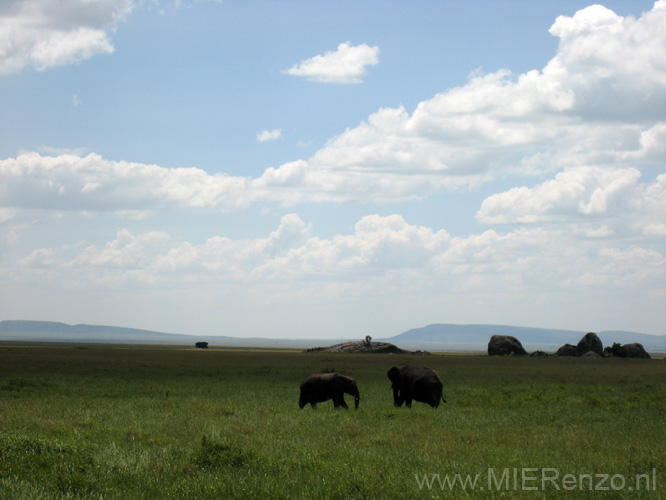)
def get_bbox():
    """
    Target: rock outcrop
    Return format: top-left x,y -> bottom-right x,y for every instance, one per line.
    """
487,335 -> 527,356
619,343 -> 651,359
576,332 -> 603,357
305,341 -> 429,355
556,332 -> 603,357
555,344 -> 577,356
